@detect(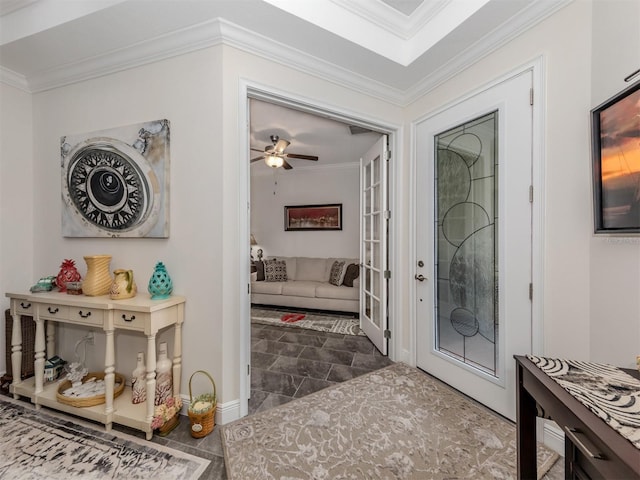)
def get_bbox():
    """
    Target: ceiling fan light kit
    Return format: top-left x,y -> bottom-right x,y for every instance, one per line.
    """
265,155 -> 284,168
250,134 -> 319,170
